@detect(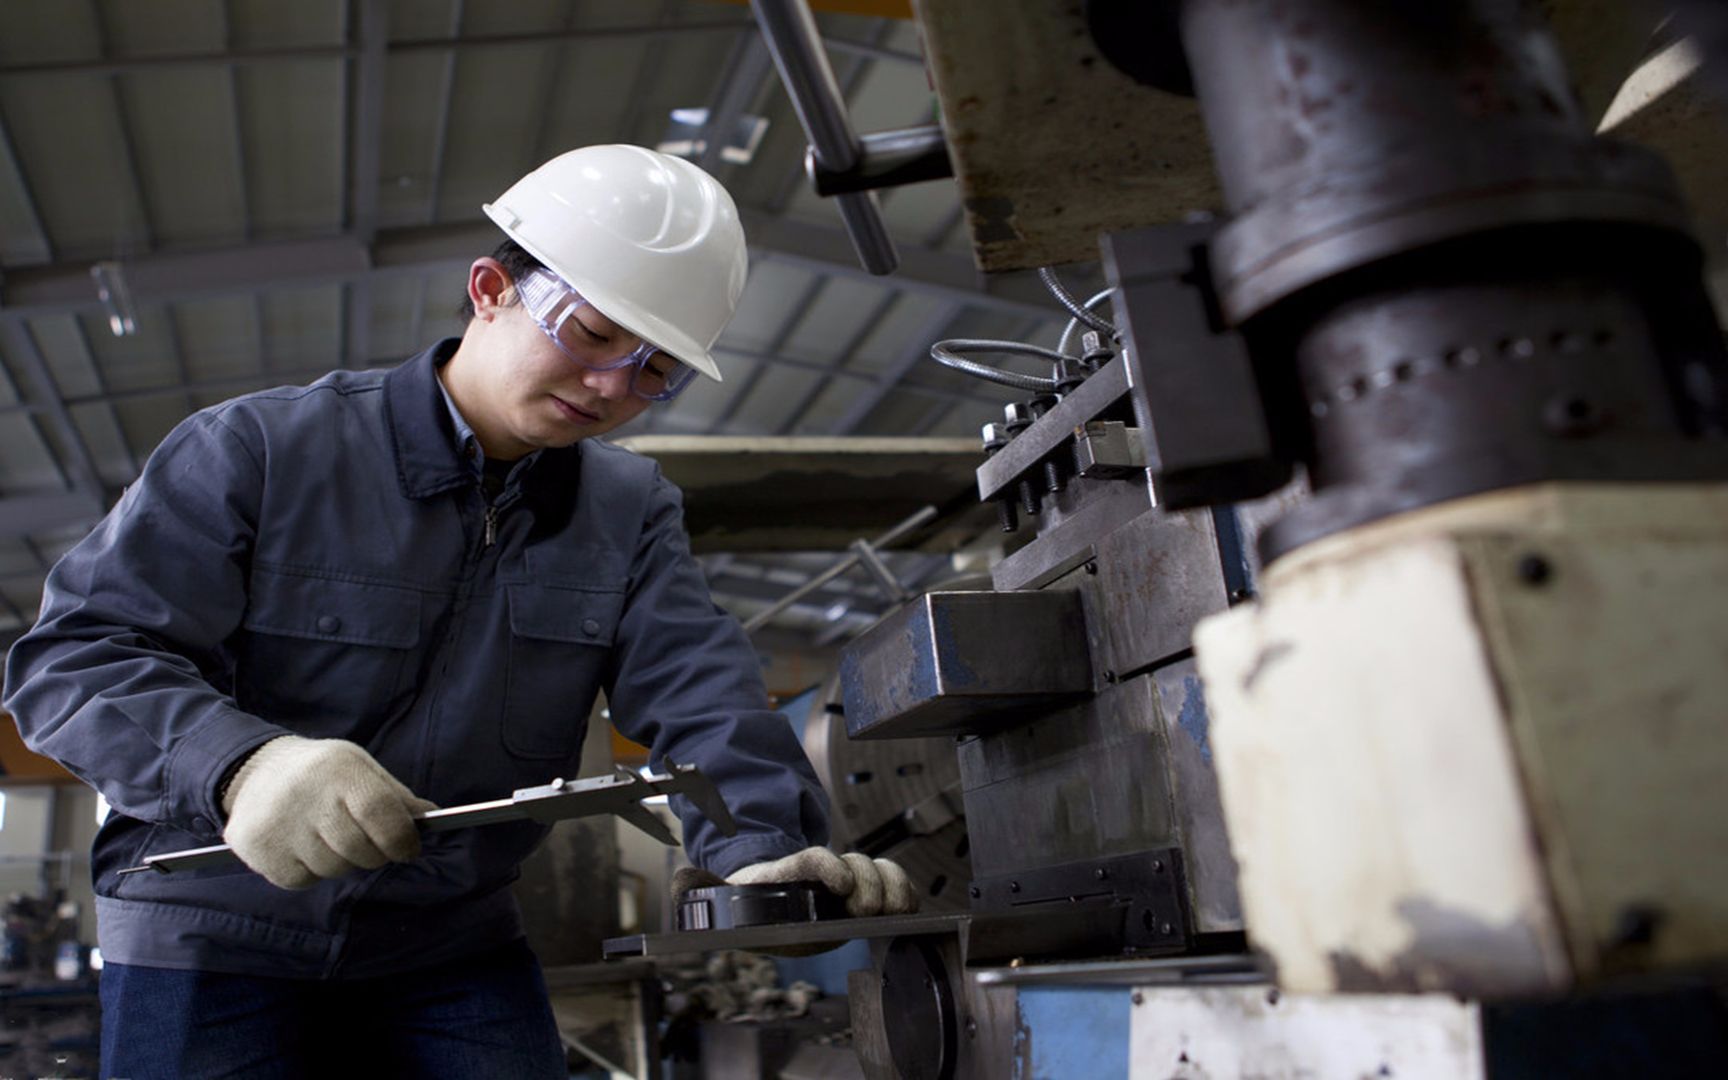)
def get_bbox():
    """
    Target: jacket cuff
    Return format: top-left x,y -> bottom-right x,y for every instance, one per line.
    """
702,834 -> 812,879
163,706 -> 290,839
